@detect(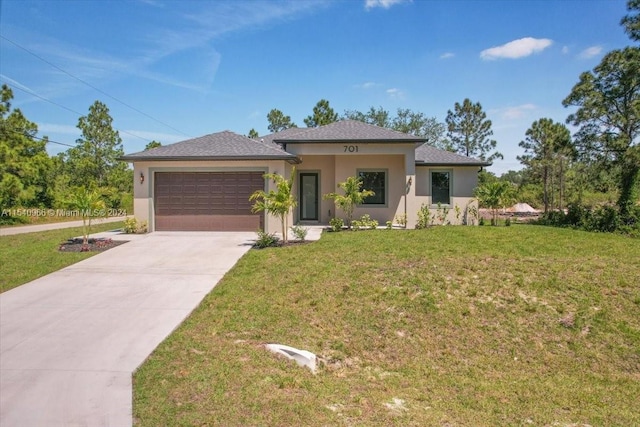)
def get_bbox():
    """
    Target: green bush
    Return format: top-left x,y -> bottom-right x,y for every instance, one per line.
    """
329,217 -> 344,232
290,224 -> 308,241
123,217 -> 148,234
352,214 -> 378,230
254,230 -> 280,248
538,203 -> 639,236
416,204 -> 430,229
